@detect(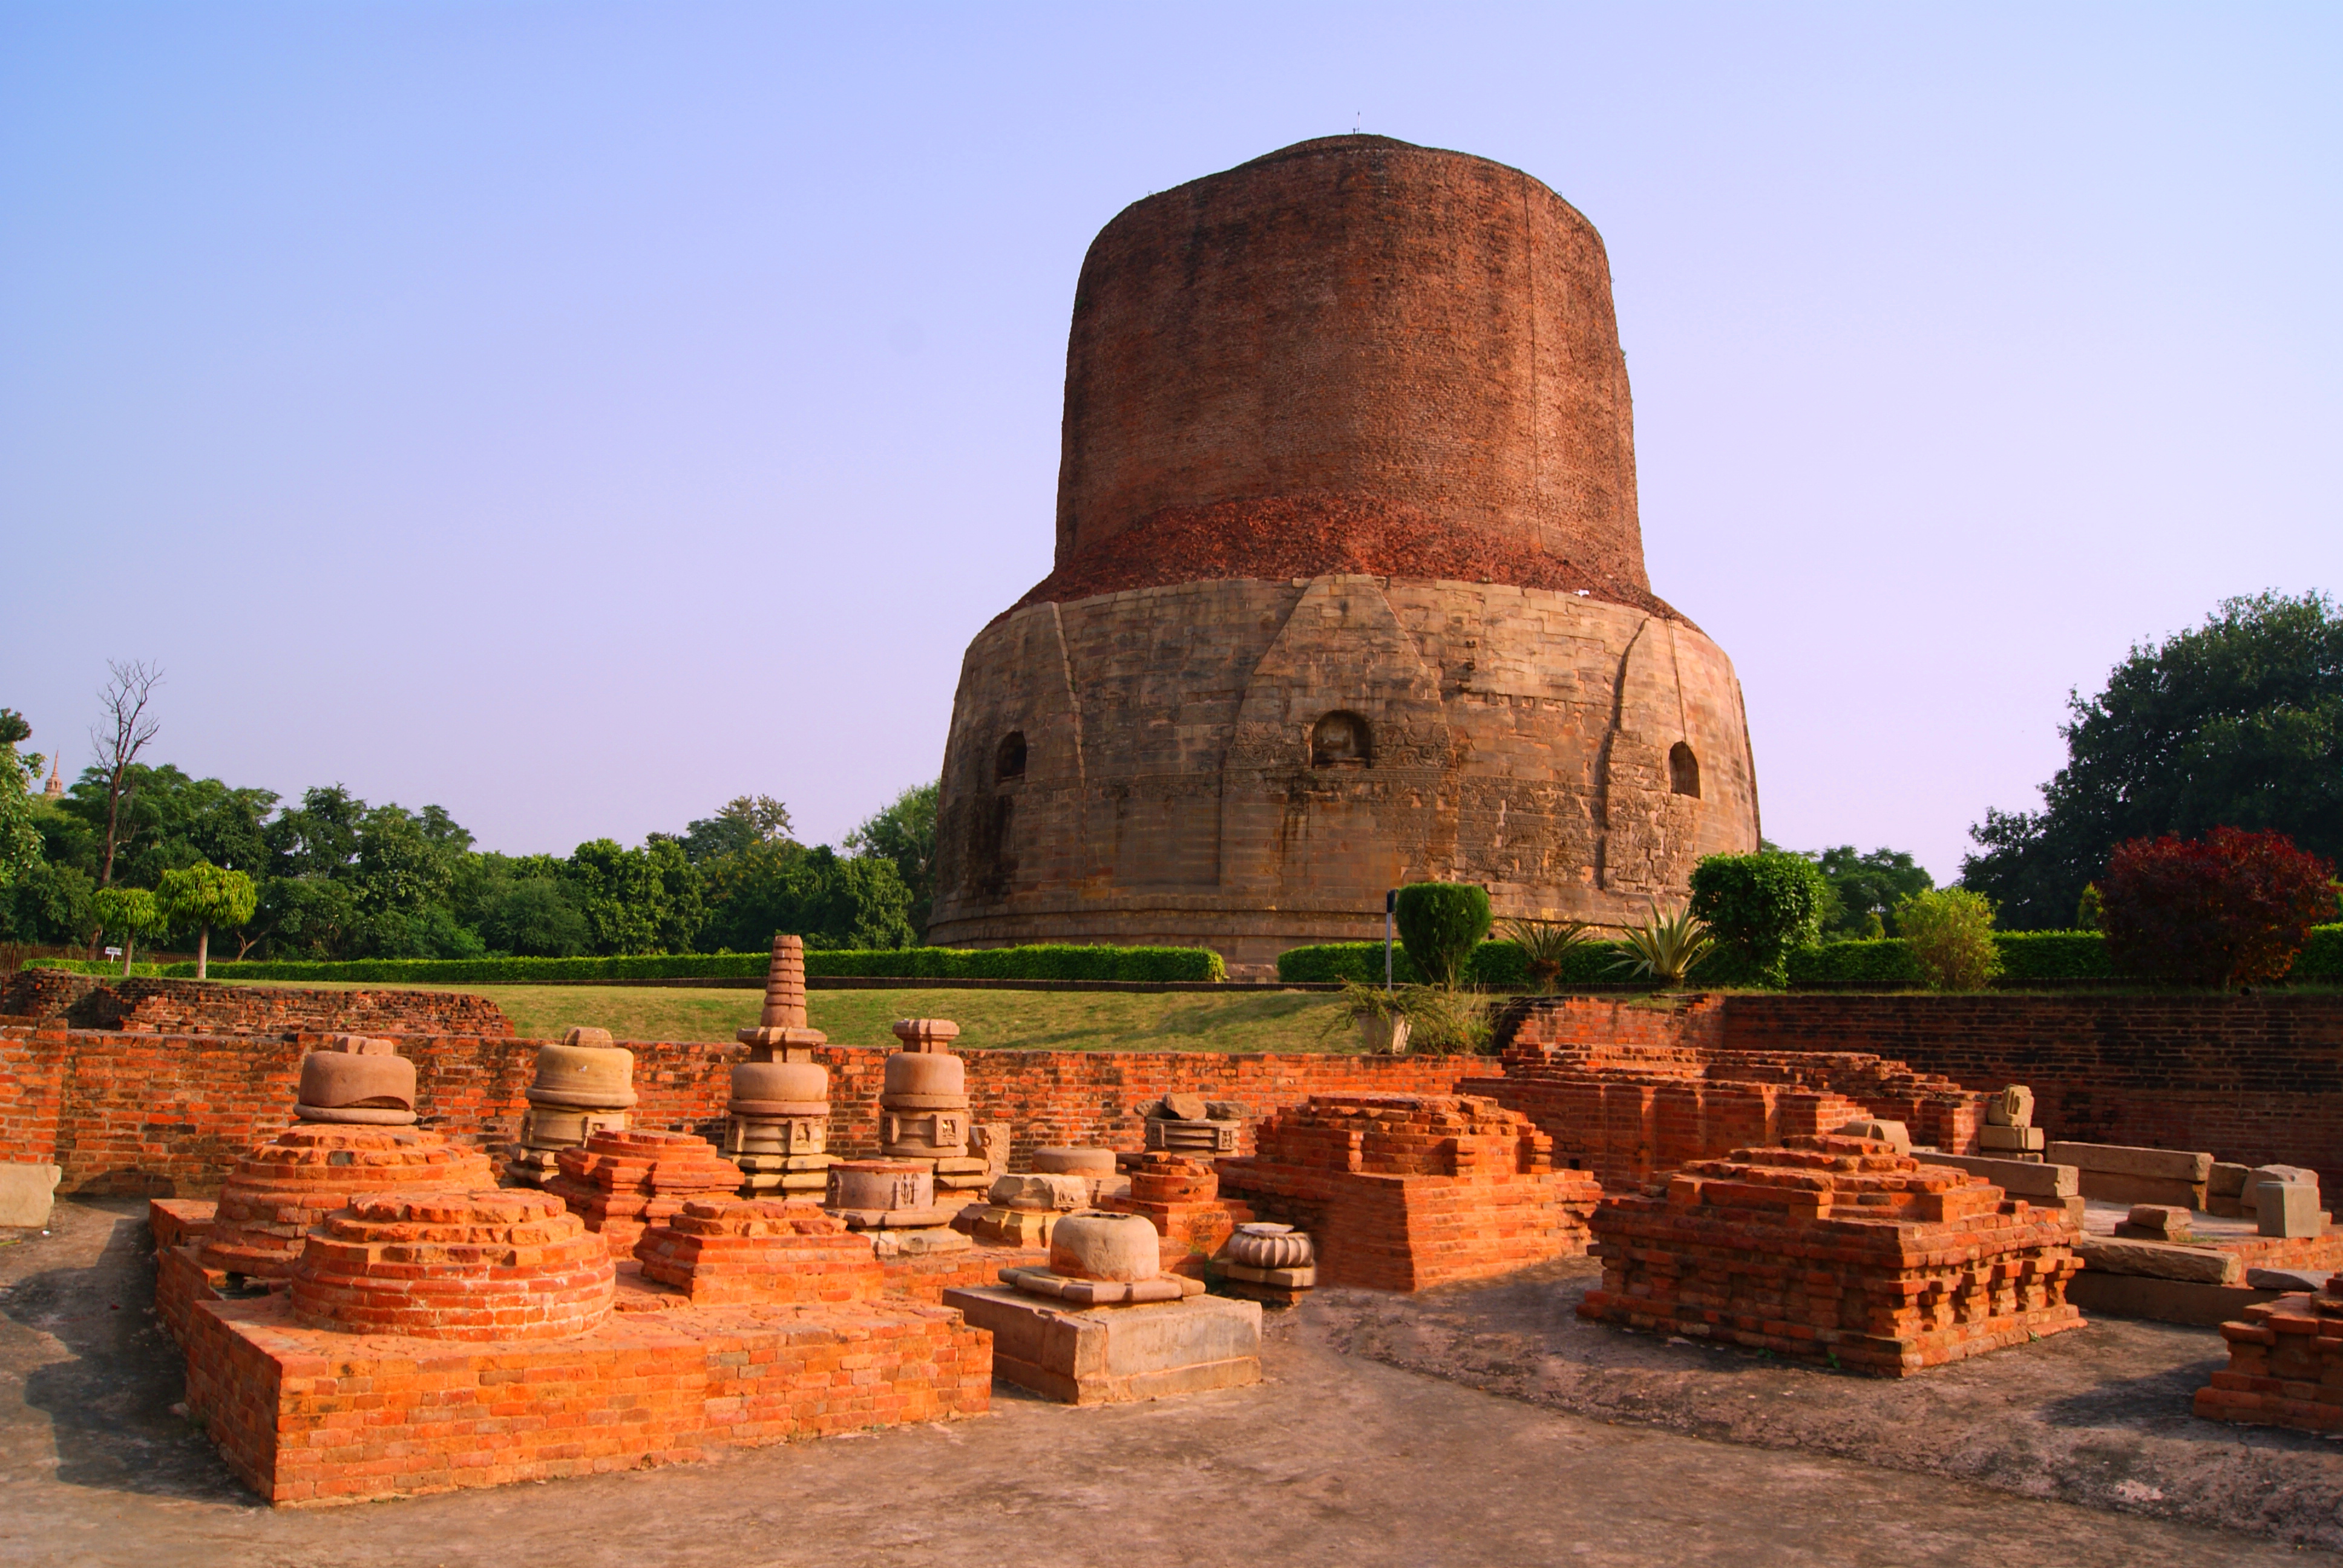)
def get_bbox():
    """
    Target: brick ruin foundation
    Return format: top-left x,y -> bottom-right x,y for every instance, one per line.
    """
2195,1272 -> 2343,1434
1216,1093 -> 1602,1290
1579,1134 -> 2085,1375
